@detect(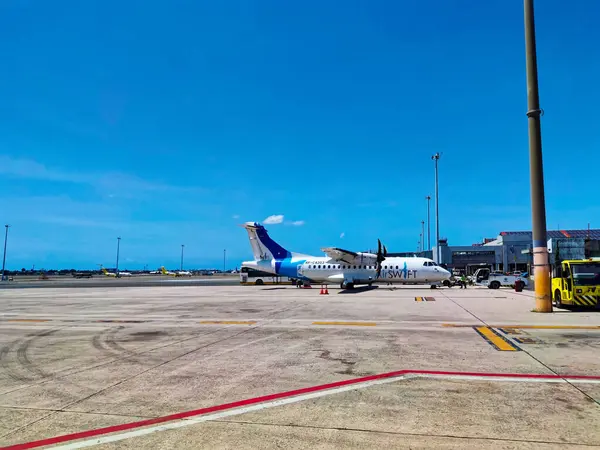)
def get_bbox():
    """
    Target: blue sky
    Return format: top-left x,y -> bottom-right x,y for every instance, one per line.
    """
1,0 -> 599,270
